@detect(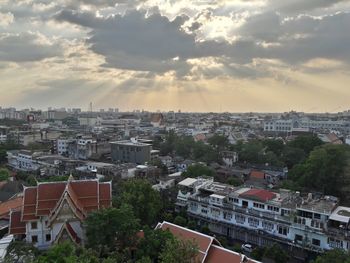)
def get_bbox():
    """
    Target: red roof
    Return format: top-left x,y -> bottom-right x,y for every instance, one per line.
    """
157,221 -> 213,262
66,222 -> 81,244
0,197 -> 23,218
250,170 -> 265,179
240,188 -> 276,202
9,210 -> 26,235
9,180 -> 111,235
156,222 -> 260,263
206,245 -> 258,263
